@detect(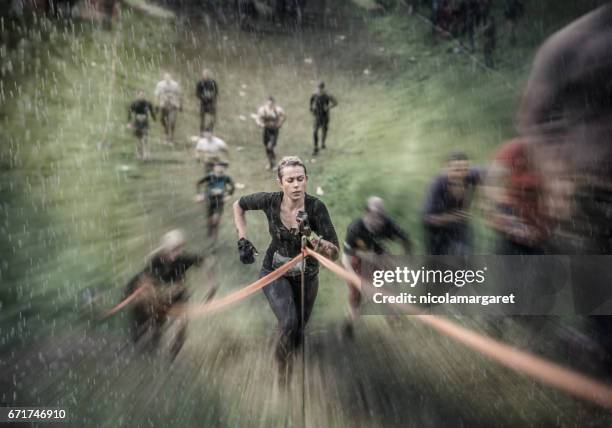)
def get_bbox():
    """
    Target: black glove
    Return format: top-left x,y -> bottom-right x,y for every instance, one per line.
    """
296,211 -> 311,237
237,238 -> 257,264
